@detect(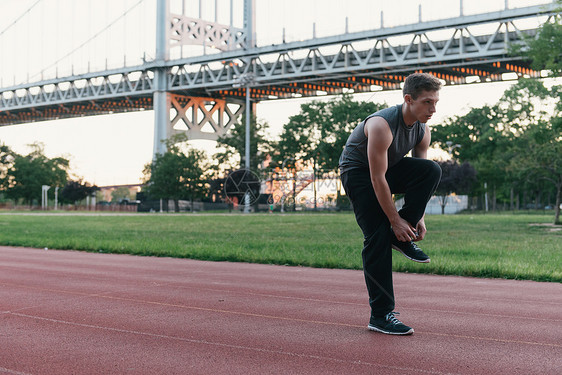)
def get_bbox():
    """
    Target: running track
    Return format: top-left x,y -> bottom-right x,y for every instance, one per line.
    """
0,246 -> 560,375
